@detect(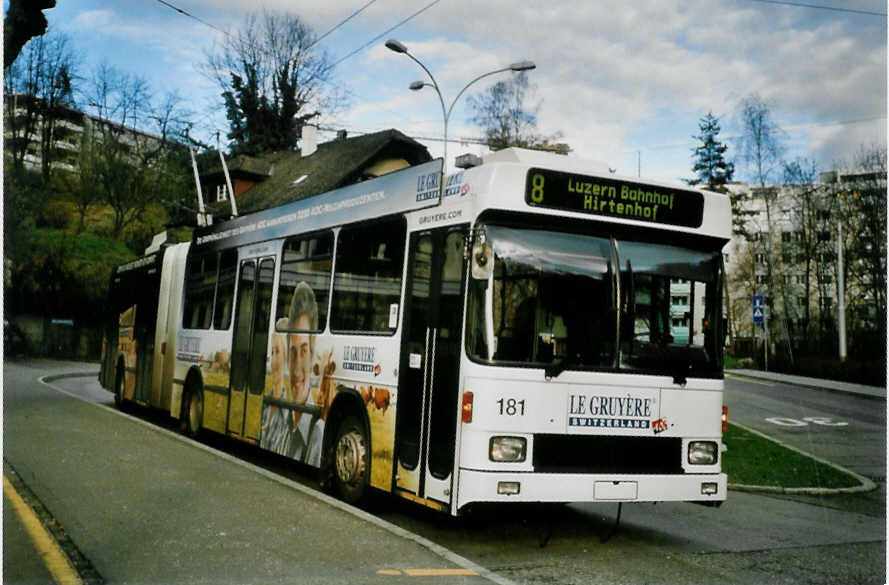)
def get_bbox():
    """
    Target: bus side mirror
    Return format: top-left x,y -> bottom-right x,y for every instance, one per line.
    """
471,240 -> 493,280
